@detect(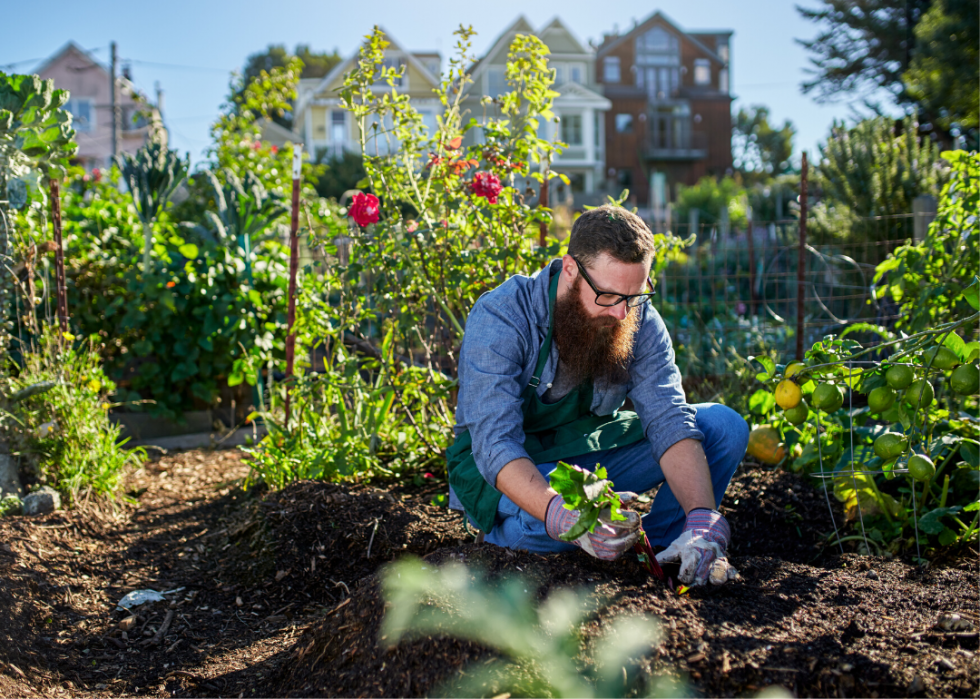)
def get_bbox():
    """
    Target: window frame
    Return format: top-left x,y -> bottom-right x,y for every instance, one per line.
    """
602,56 -> 621,83
693,59 -> 711,86
65,97 -> 95,132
